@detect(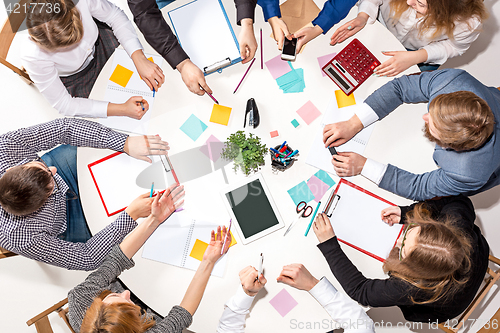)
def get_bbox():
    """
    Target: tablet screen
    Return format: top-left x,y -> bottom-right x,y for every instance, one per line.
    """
225,179 -> 279,238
